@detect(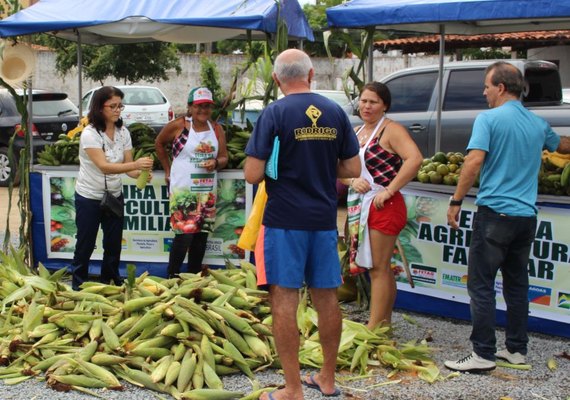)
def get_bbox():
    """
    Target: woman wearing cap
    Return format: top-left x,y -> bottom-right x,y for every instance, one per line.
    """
155,87 -> 228,277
